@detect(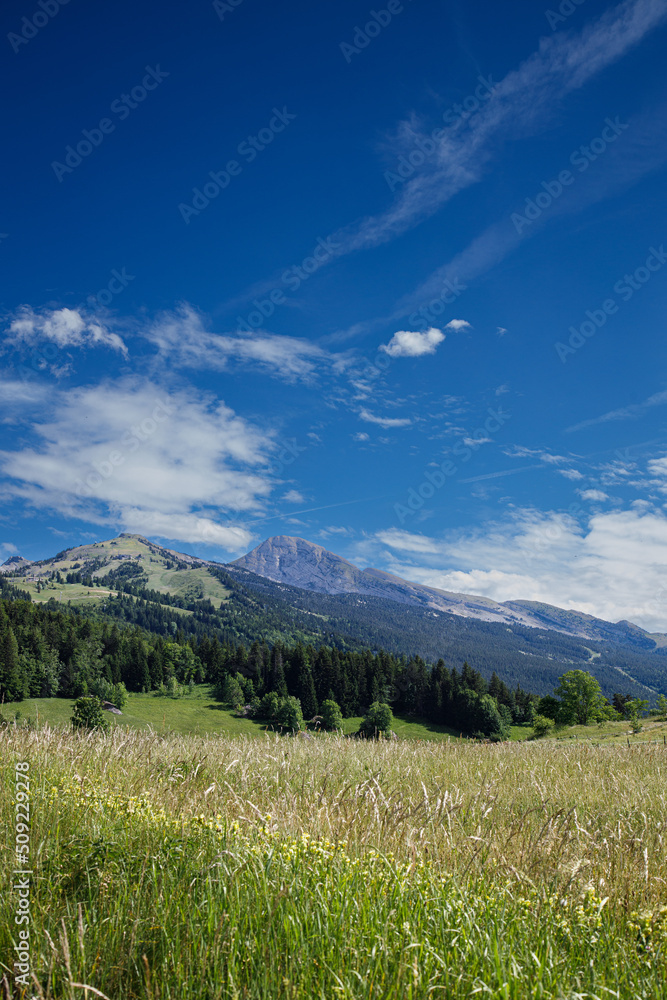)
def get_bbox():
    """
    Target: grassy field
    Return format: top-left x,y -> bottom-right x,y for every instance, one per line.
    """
2,729 -> 667,998
11,581 -> 119,606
